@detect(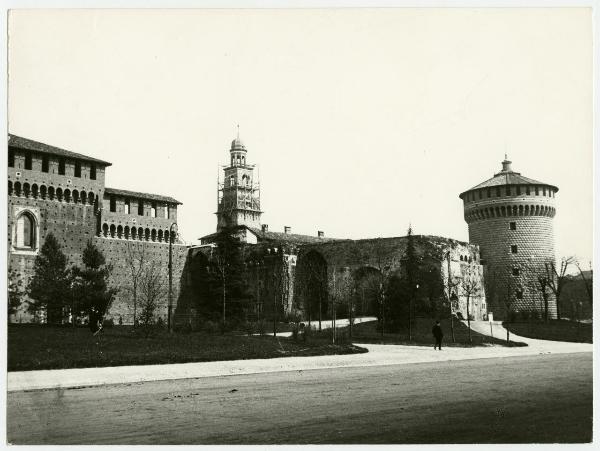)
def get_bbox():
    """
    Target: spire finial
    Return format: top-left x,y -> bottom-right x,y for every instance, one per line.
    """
237,124 -> 240,140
